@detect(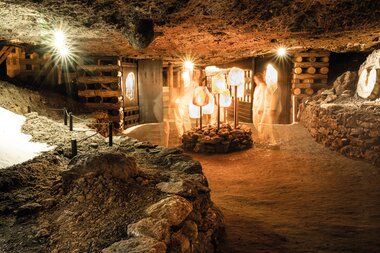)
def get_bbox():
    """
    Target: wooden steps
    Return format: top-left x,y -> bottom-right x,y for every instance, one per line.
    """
0,46 -> 14,65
